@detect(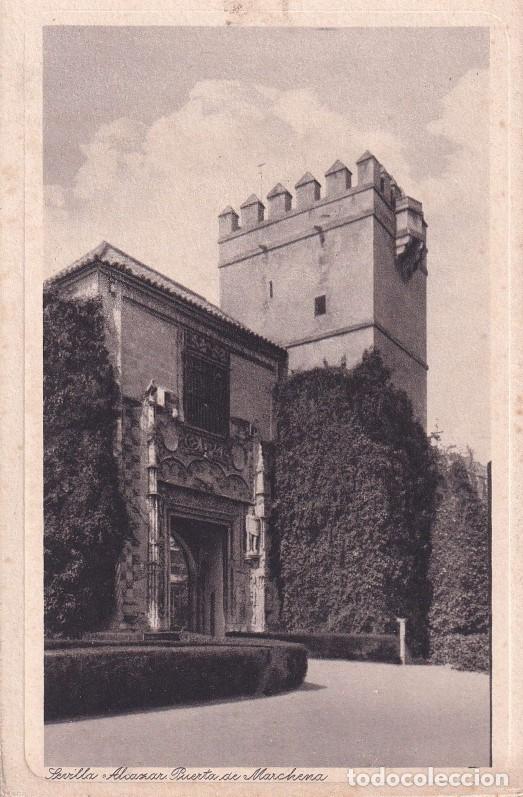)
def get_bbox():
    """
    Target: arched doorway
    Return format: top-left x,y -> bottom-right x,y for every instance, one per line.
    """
169,535 -> 194,632
169,516 -> 227,637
